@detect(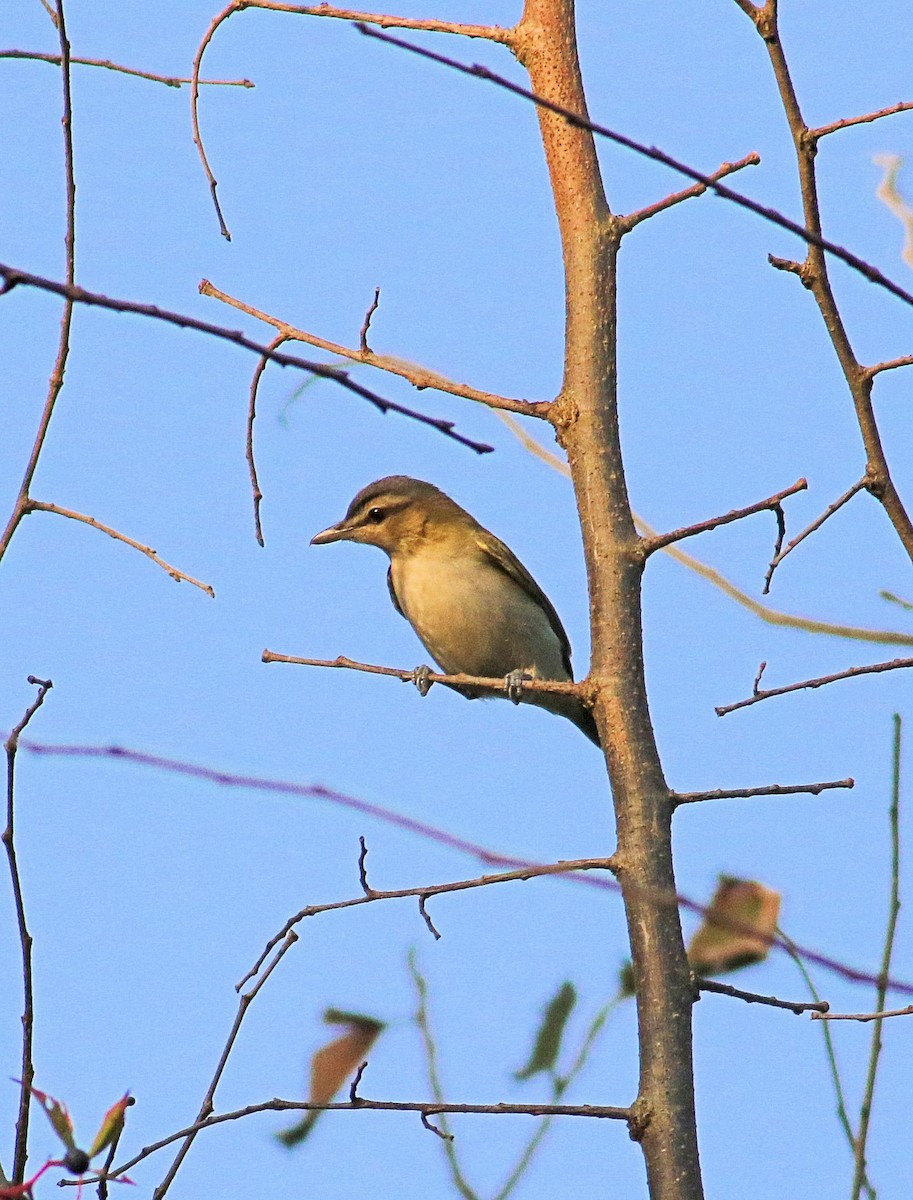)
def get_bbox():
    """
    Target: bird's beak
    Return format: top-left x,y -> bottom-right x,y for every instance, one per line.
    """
310,519 -> 352,546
